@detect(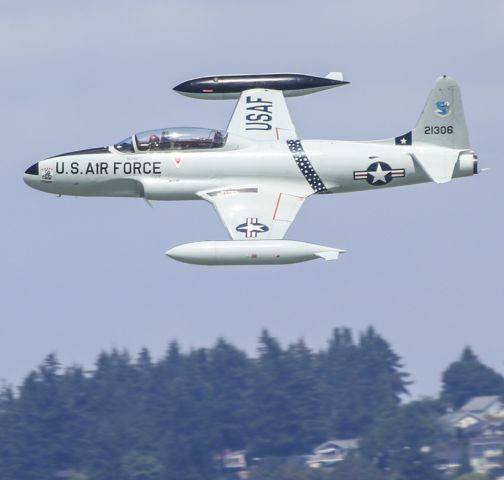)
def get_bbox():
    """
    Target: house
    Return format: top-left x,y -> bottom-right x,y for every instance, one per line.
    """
221,450 -> 247,470
306,439 -> 359,468
440,411 -> 488,436
461,396 -> 504,418
216,450 -> 249,479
